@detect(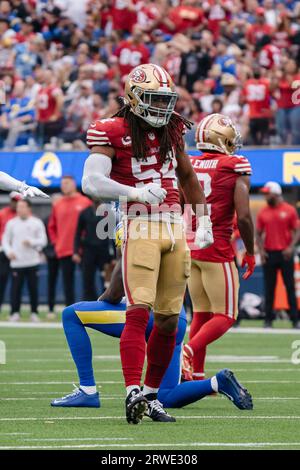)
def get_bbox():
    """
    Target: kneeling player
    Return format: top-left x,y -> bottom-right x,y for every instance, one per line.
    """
51,259 -> 253,419
182,114 -> 256,381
